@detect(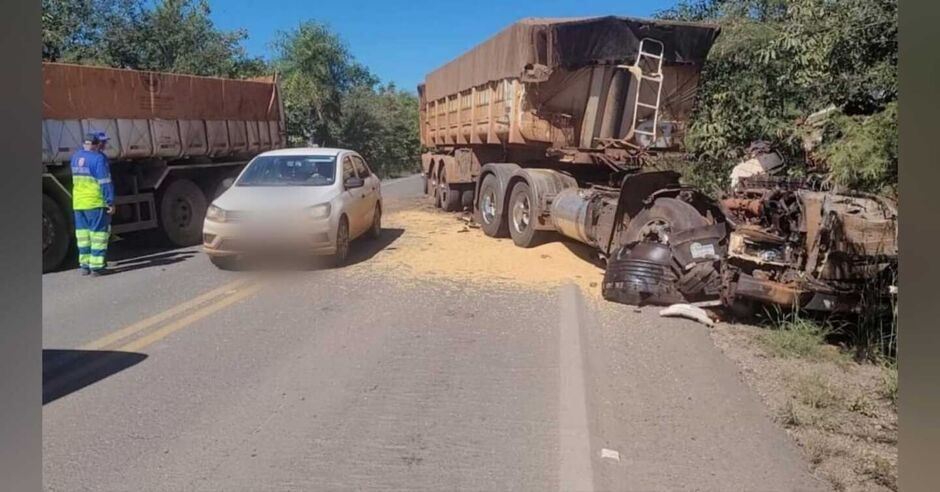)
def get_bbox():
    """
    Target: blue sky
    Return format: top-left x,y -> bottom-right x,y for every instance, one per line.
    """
210,0 -> 678,92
